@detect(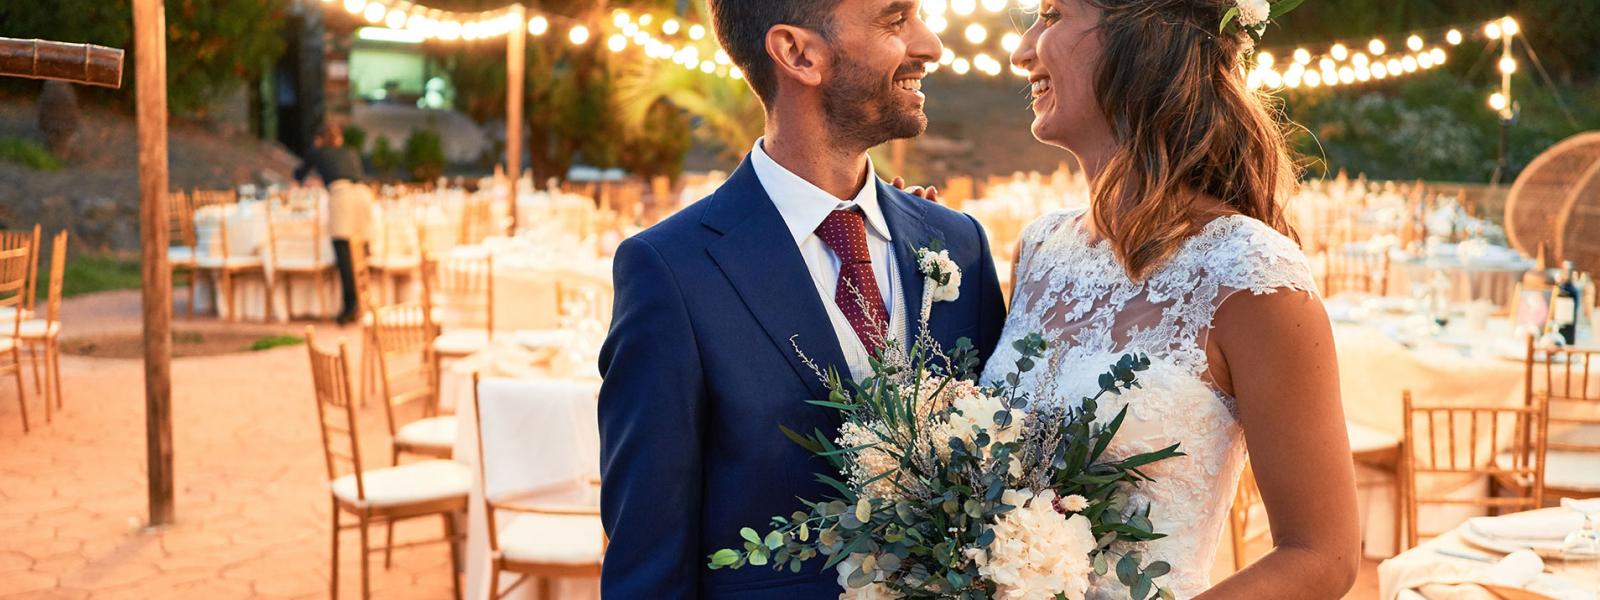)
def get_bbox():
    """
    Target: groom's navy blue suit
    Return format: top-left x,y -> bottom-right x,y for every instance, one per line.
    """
597,157 -> 1007,599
